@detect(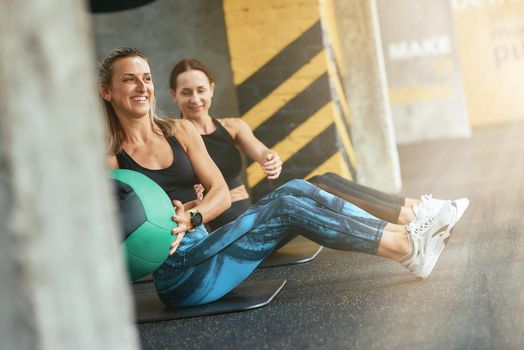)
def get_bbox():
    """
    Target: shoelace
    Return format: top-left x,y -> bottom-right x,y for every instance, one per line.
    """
422,195 -> 456,226
421,194 -> 433,201
417,194 -> 446,221
408,214 -> 437,238
413,194 -> 434,216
